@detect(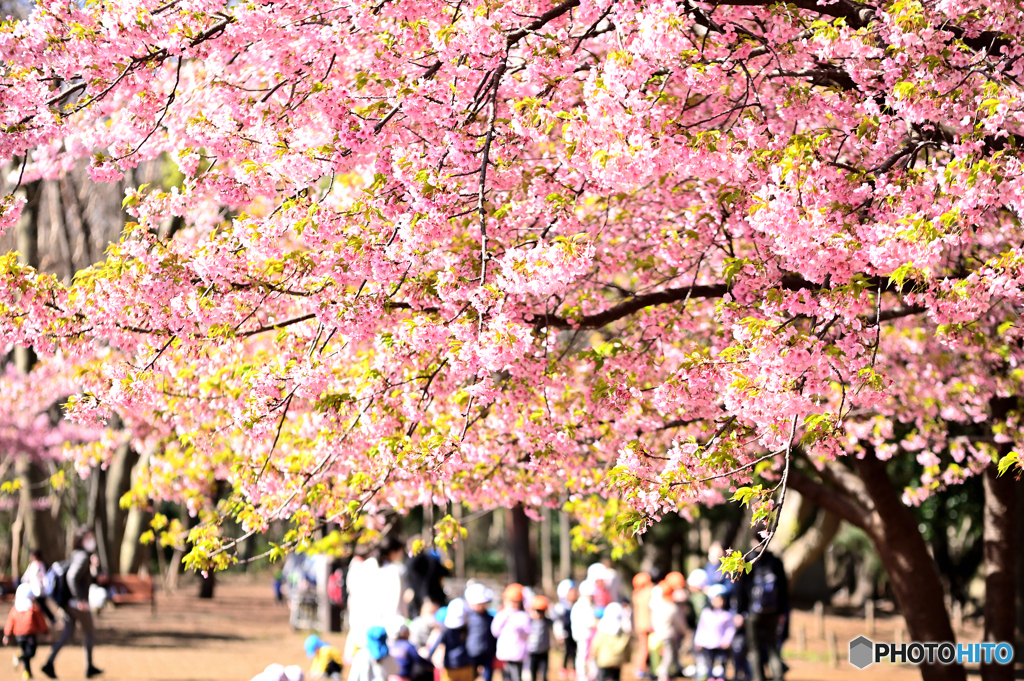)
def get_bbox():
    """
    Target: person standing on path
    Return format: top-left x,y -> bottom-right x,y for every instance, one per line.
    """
734,546 -> 788,681
41,528 -> 102,679
491,584 -> 531,681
